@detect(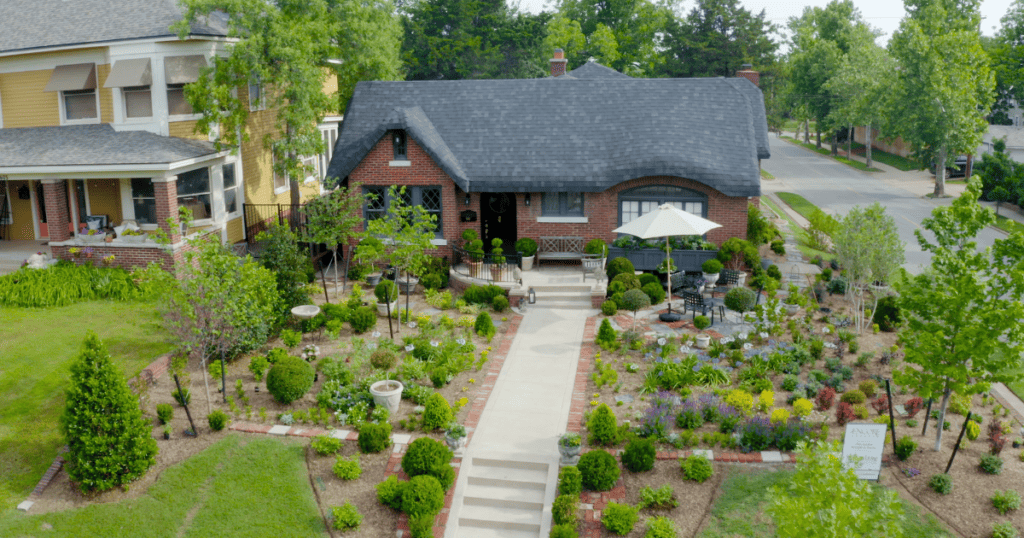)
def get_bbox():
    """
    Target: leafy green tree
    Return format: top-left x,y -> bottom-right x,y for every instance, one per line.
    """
657,0 -> 778,79
548,0 -> 669,76
893,179 -> 1024,451
256,223 -> 313,309
60,332 -> 158,492
768,441 -> 905,538
972,138 -> 1020,201
824,41 -> 895,167
175,0 -> 335,209
885,0 -> 995,196
301,184 -> 370,295
832,203 -> 905,333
